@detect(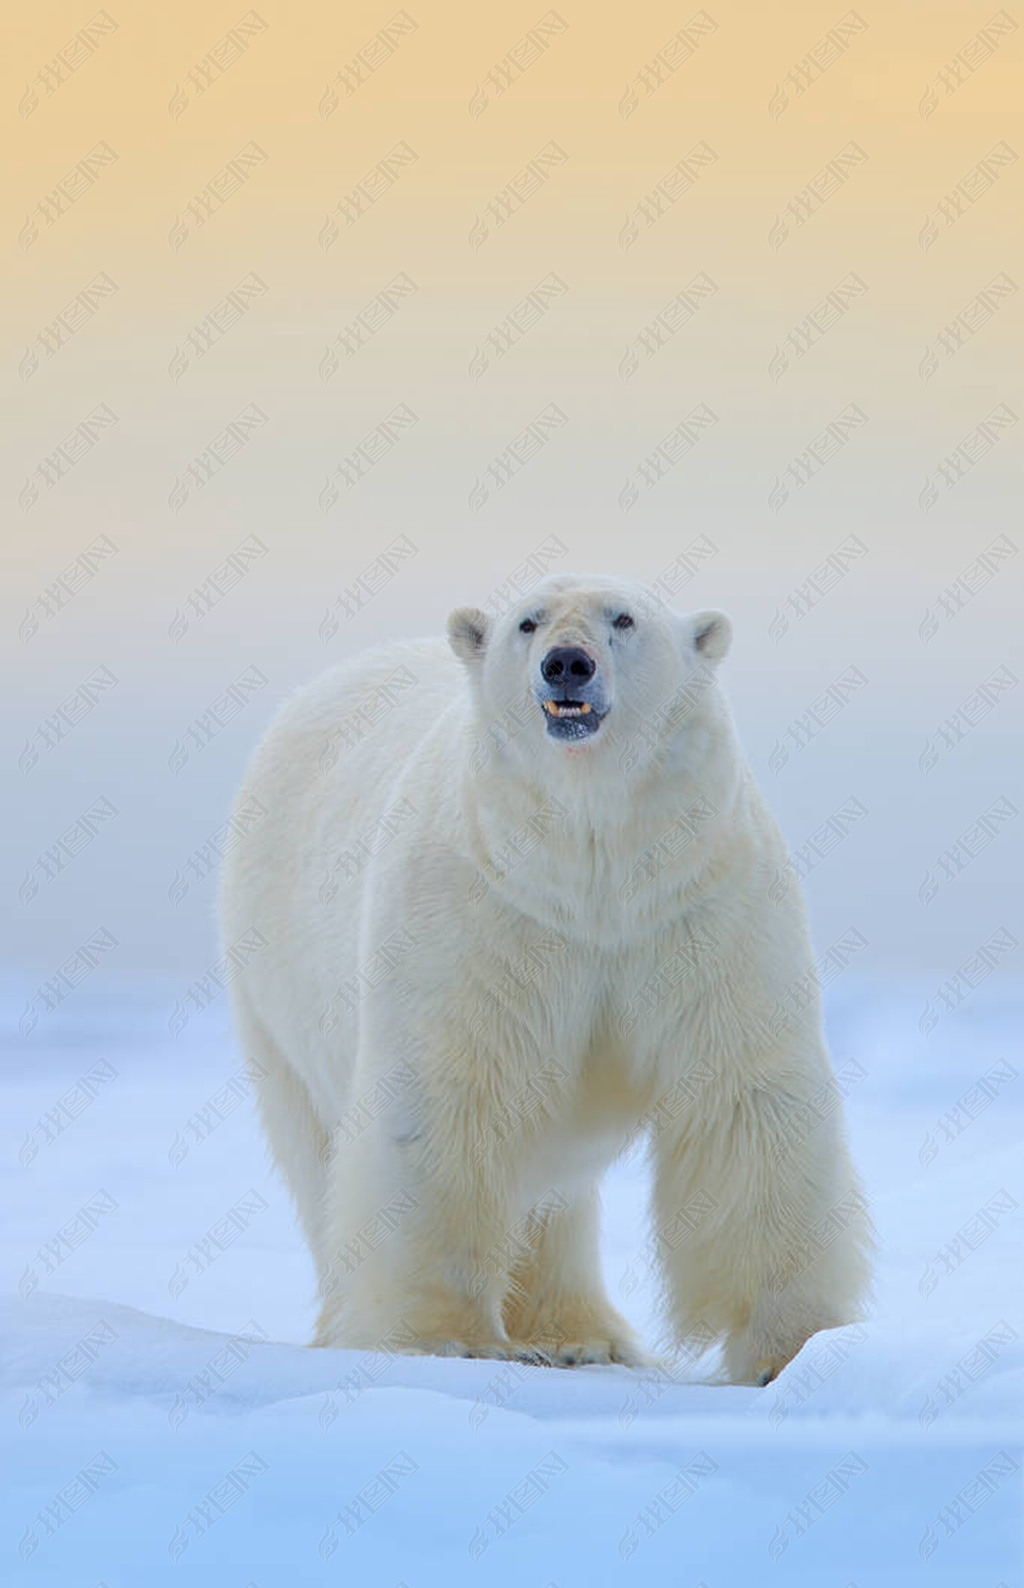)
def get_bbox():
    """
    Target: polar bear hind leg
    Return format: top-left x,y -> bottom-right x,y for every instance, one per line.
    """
234,995 -> 333,1286
502,1187 -> 657,1368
